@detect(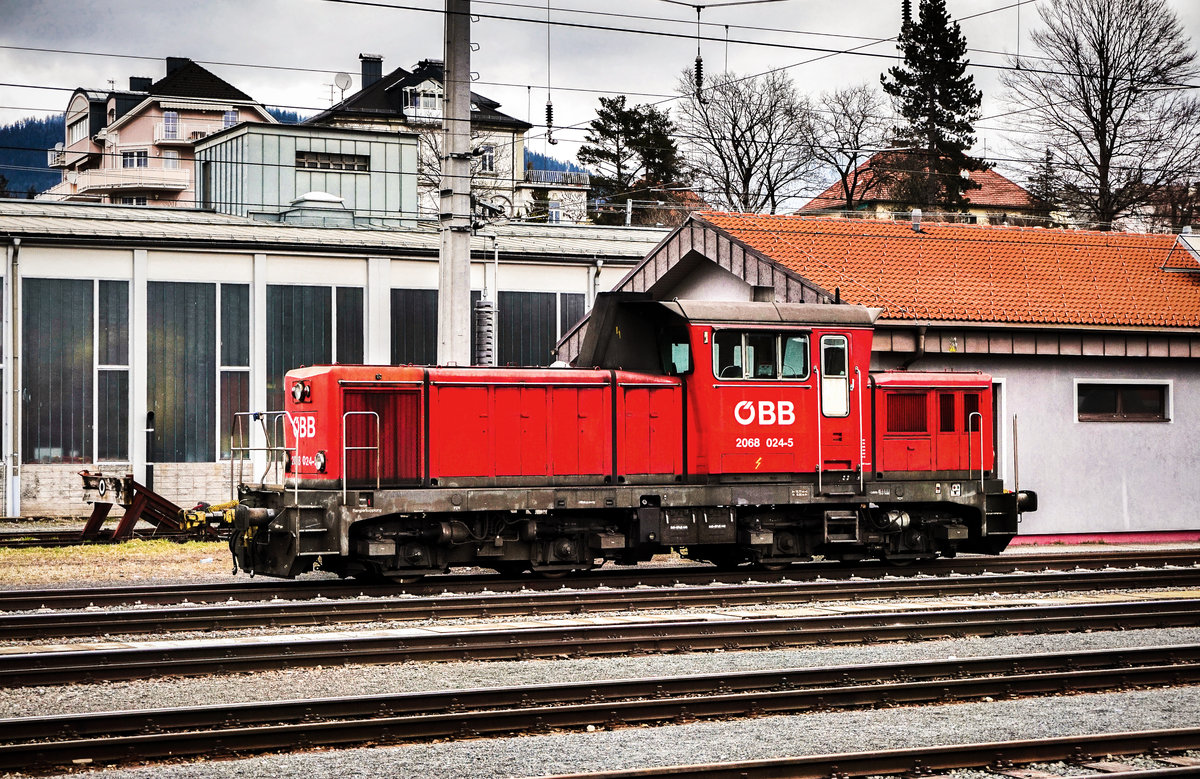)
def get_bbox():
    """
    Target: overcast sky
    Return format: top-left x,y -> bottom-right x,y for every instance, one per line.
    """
4,0 -> 1200,197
